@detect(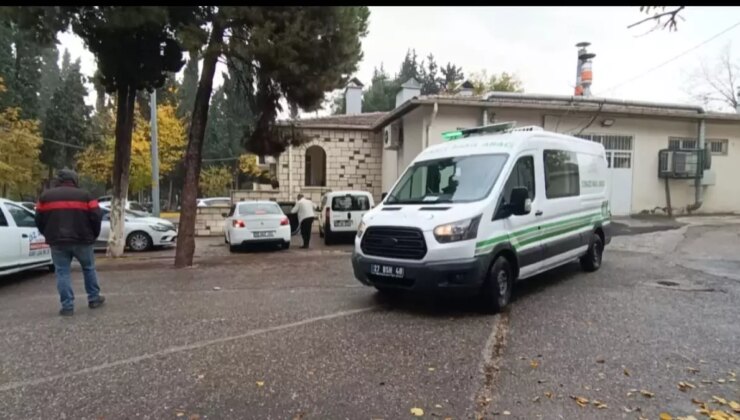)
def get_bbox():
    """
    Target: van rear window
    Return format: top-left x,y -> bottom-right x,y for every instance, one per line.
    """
332,195 -> 370,211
